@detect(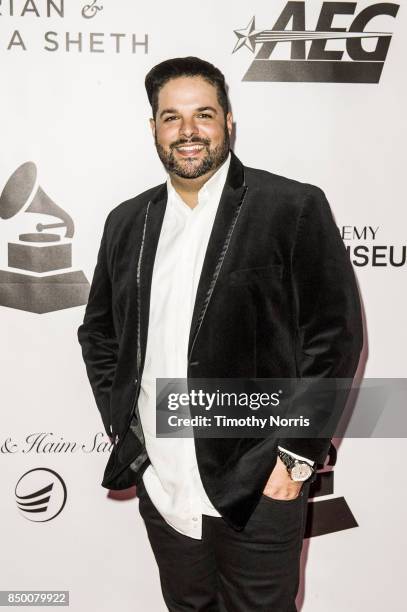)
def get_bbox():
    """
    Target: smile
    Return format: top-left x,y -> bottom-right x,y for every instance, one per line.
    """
175,145 -> 205,156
